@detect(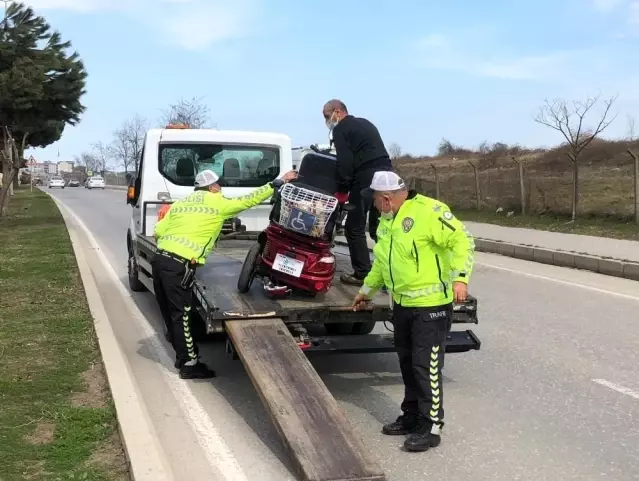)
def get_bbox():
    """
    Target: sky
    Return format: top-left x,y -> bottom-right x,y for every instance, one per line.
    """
18,0 -> 639,163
